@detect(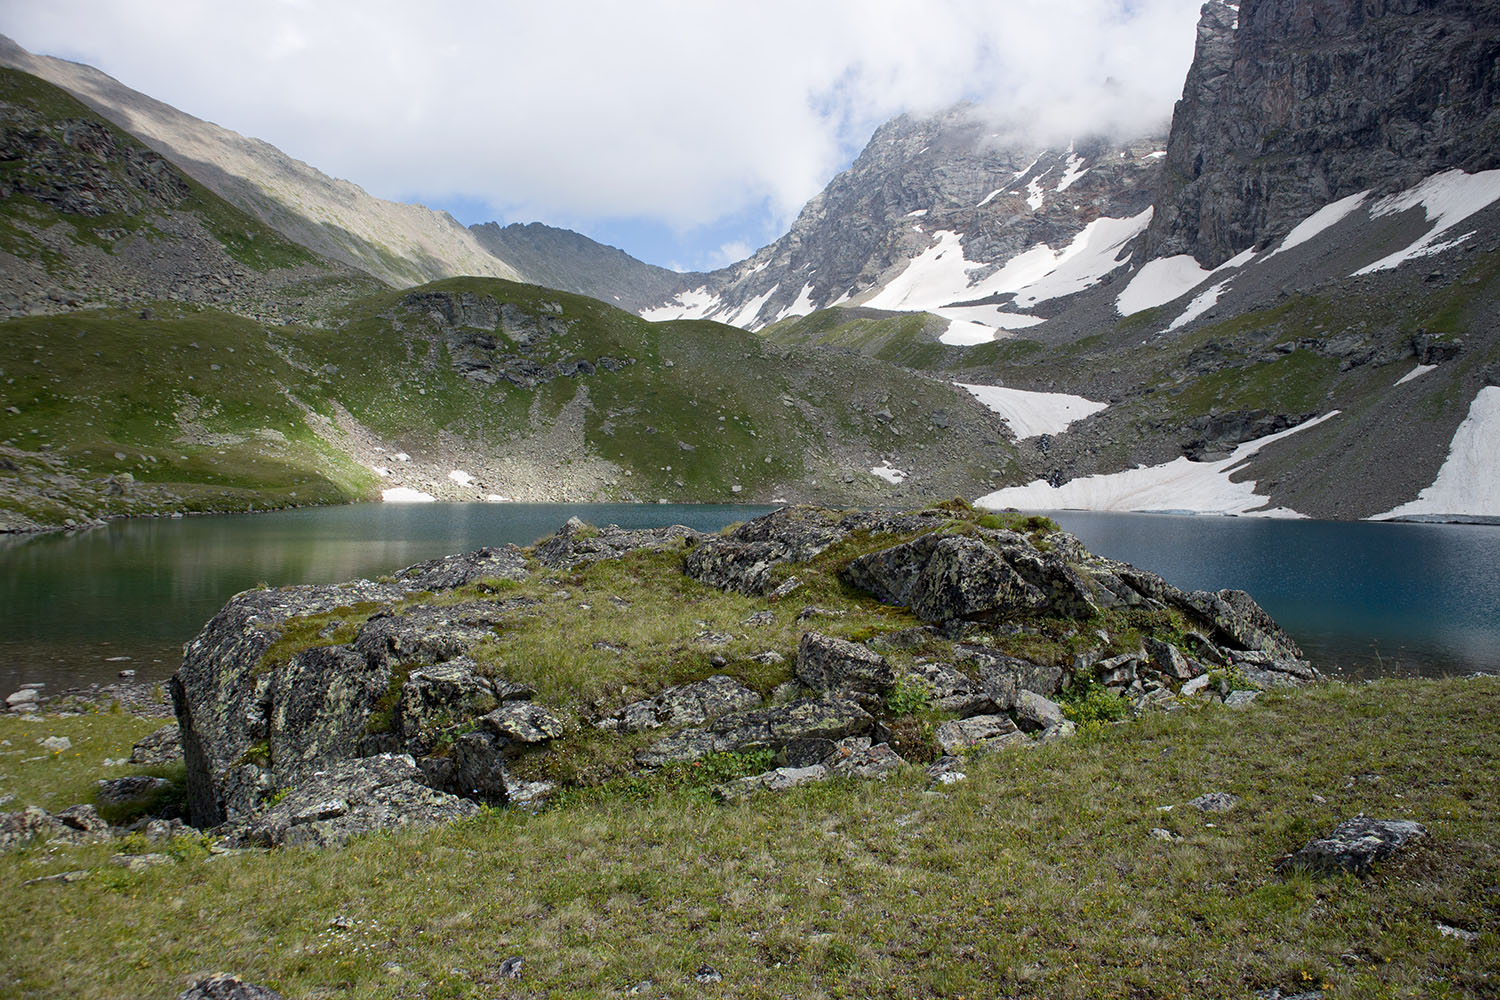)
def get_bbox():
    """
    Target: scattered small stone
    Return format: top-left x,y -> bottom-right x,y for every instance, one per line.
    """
693,965 -> 722,984
39,736 -> 71,752
329,915 -> 354,929
1150,828 -> 1180,842
177,973 -> 285,1000
498,955 -> 524,979
1190,792 -> 1240,813
22,869 -> 90,886
6,689 -> 40,709
744,610 -> 775,626
751,650 -> 785,665
1178,674 -> 1212,698
627,980 -> 655,995
109,852 -> 173,872
1437,923 -> 1479,942
1224,690 -> 1261,708
766,576 -> 803,601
